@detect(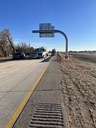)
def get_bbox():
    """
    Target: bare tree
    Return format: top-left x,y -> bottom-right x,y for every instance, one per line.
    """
0,29 -> 14,57
16,42 -> 35,55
